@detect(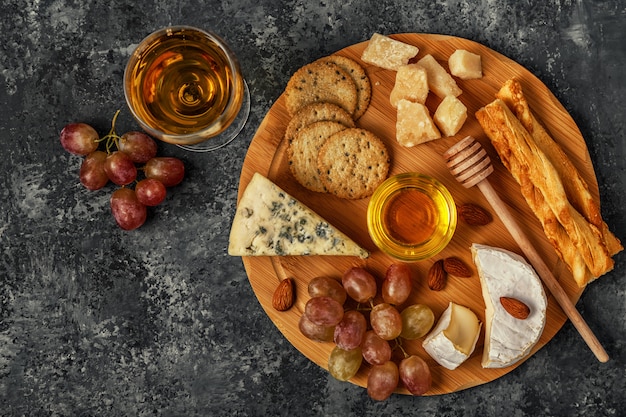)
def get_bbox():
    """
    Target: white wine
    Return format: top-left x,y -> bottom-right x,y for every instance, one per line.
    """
125,27 -> 244,145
